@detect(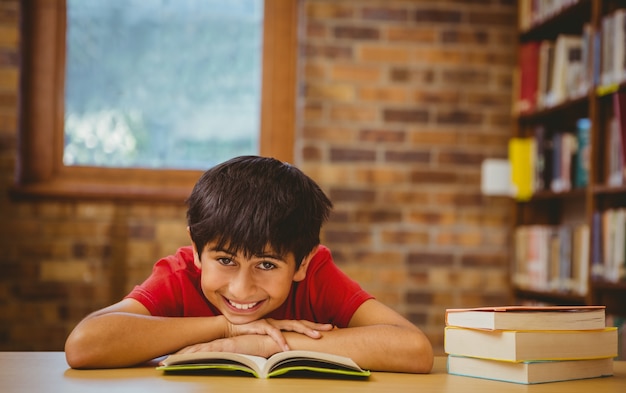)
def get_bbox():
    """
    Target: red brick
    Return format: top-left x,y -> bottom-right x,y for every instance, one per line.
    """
306,83 -> 355,101
385,150 -> 431,164
440,29 -> 489,44
303,126 -> 357,143
441,69 -> 490,85
330,105 -> 378,122
410,169 -> 458,184
303,62 -> 327,79
358,45 -> 411,63
461,253 -> 508,268
413,90 -> 461,105
354,167 -> 408,185
334,26 -> 380,40
329,188 -> 376,203
305,2 -> 354,19
381,190 -> 430,205
355,209 -> 403,223
358,86 -> 408,103
408,210 -> 457,226
468,10 -> 516,26
390,67 -> 435,84
362,7 -> 409,22
414,9 -> 463,23
438,150 -> 485,166
331,64 -> 382,82
330,148 -> 376,162
386,26 -> 437,43
383,108 -> 429,123
407,252 -> 454,267
302,145 -> 322,161
436,110 -> 483,126
324,229 -> 372,245
359,128 -> 406,143
381,230 -> 429,245
304,44 -> 353,60
306,22 -> 327,39
409,129 -> 459,145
